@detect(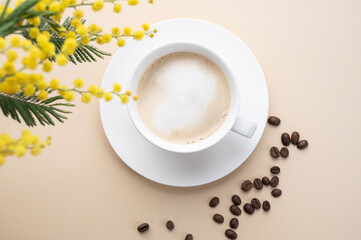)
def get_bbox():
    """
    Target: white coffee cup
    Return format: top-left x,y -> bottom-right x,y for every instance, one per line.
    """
127,42 -> 257,153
